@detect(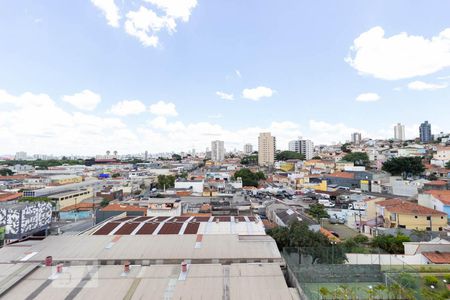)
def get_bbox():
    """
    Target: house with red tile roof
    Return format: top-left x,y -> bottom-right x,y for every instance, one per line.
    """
418,190 -> 450,221
376,198 -> 447,231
